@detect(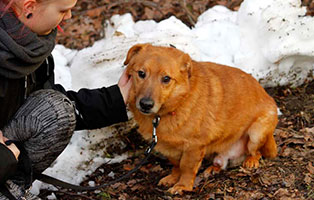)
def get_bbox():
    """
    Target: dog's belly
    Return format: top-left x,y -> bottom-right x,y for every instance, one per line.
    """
212,134 -> 248,169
